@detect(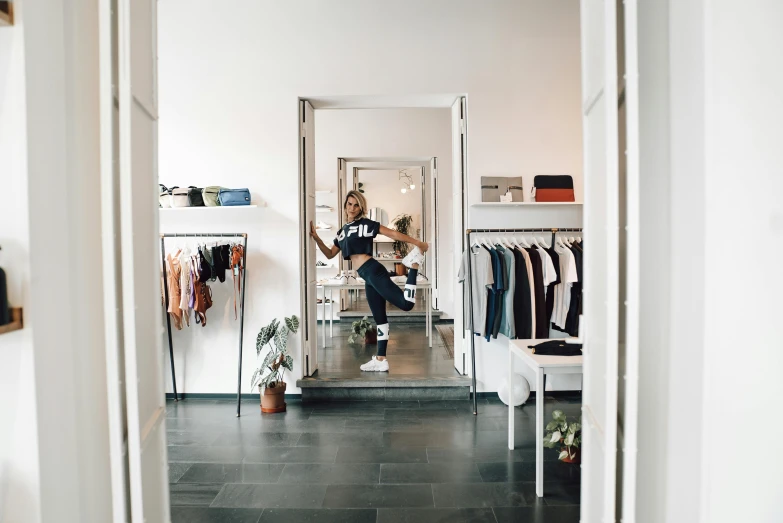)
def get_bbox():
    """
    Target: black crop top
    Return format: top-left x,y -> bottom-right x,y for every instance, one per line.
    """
333,218 -> 381,259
